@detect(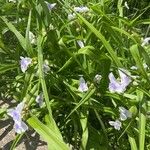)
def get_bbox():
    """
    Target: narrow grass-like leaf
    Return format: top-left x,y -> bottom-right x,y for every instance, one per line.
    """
76,13 -> 122,67
80,110 -> 89,150
25,10 -> 34,56
27,116 -> 69,150
130,44 -> 149,81
1,17 -> 26,52
10,134 -> 24,150
137,90 -> 146,150
128,134 -> 138,150
37,34 -> 62,137
67,84 -> 95,118
0,63 -> 17,74
111,26 -> 137,43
